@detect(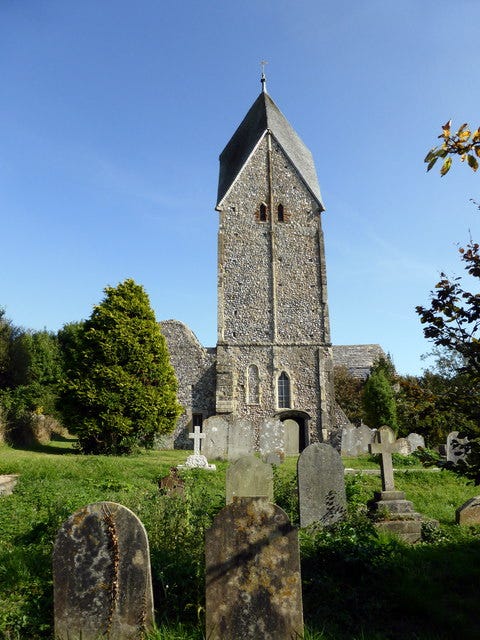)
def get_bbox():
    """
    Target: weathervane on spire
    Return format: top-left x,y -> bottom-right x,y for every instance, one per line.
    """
260,60 -> 268,93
